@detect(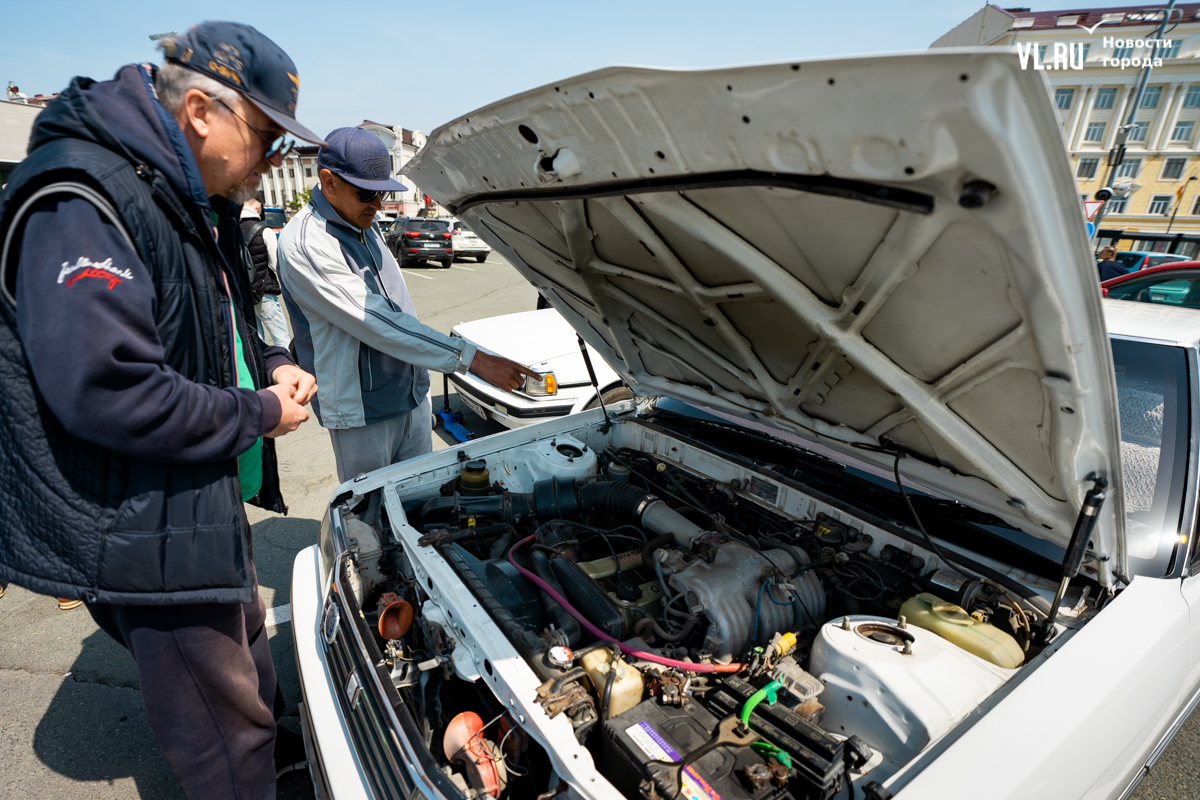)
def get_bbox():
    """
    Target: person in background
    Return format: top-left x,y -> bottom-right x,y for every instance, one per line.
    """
241,190 -> 291,345
1097,246 -> 1125,281
277,127 -> 532,482
0,22 -> 321,798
